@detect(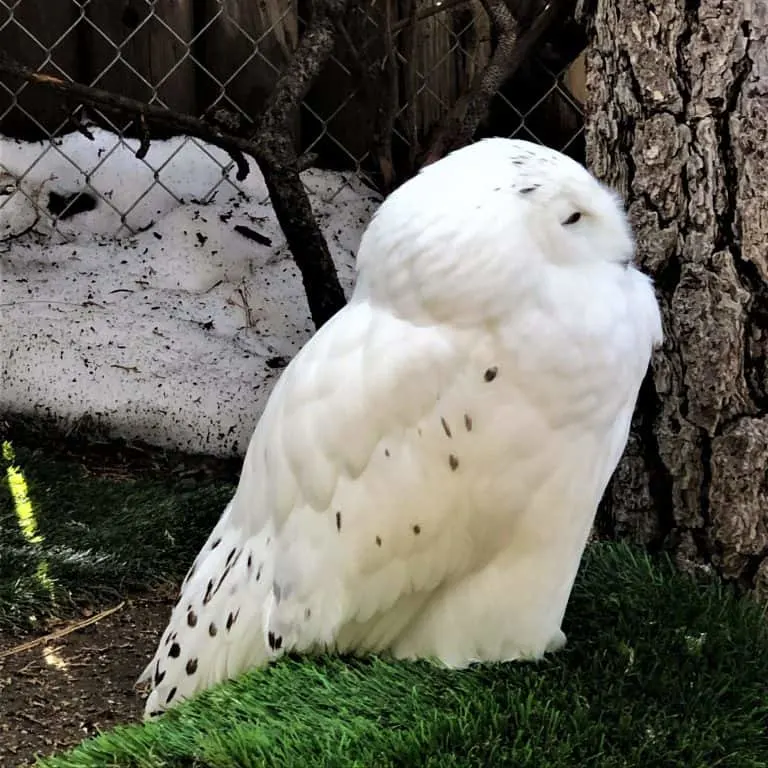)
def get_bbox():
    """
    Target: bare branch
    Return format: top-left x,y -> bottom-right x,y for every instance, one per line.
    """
256,0 -> 351,136
422,0 -> 562,166
253,0 -> 354,328
0,52 -> 261,176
